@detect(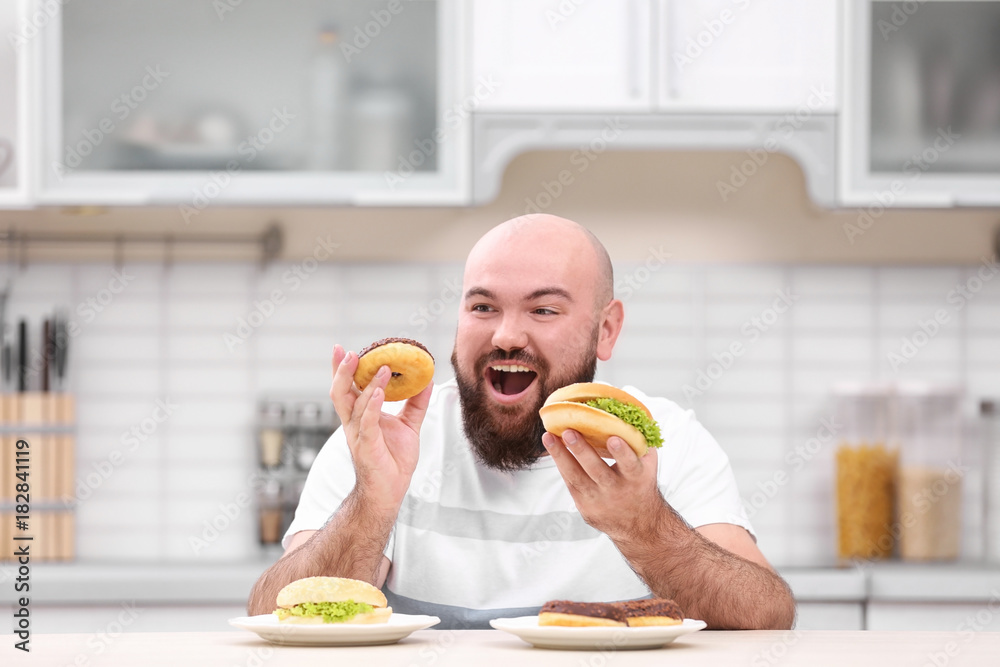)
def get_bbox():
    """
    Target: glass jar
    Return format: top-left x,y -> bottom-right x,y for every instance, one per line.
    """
257,478 -> 284,545
983,400 -> 1000,564
833,383 -> 898,561
258,402 -> 286,468
895,383 -> 963,561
